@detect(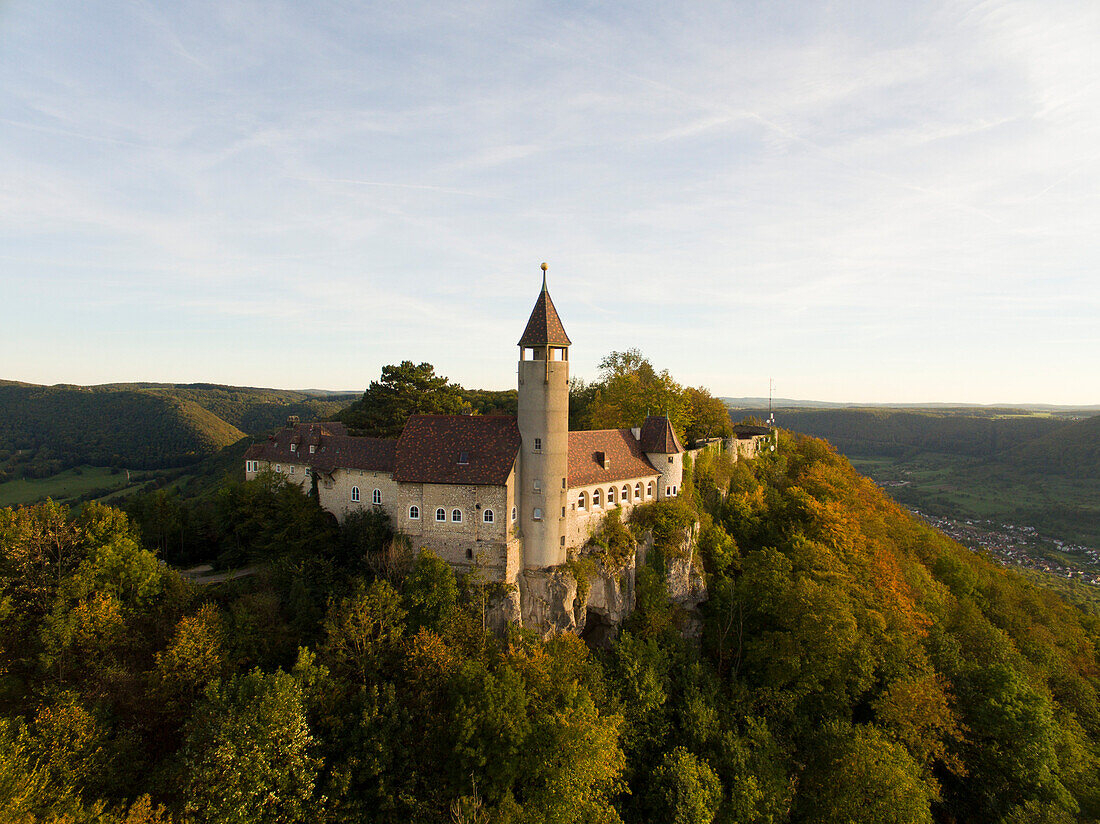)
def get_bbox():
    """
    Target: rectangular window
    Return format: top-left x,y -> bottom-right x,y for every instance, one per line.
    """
290,443 -> 297,452
561,507 -> 566,518
309,445 -> 316,454
534,437 -> 542,452
533,479 -> 542,493
533,507 -> 542,520
668,456 -> 674,463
